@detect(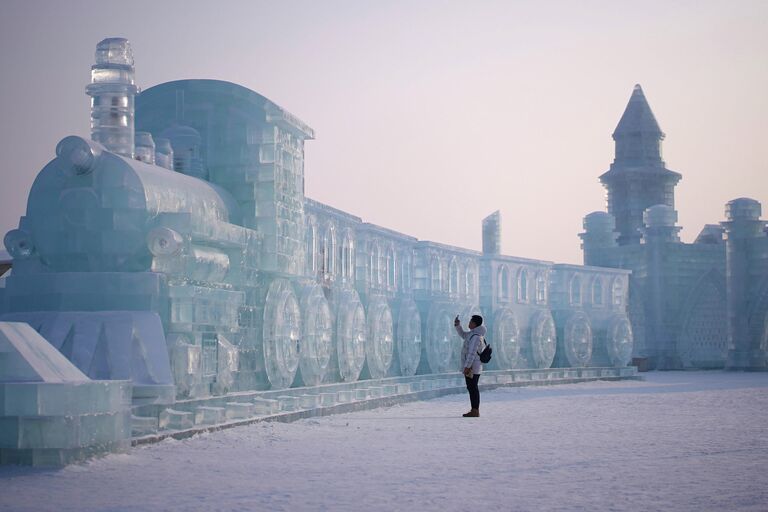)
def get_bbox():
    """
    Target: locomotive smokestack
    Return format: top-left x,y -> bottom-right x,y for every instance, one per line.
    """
85,38 -> 138,158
